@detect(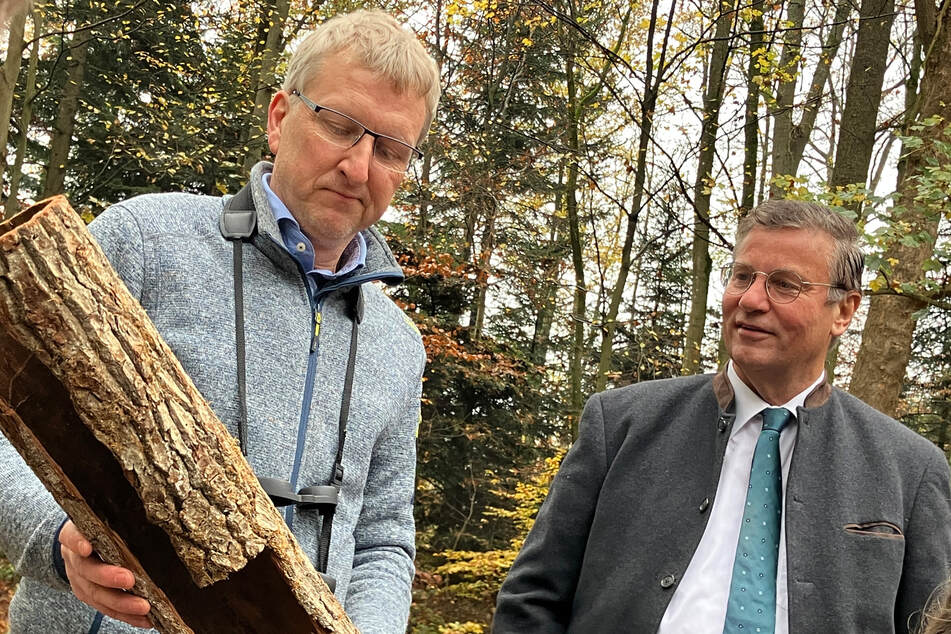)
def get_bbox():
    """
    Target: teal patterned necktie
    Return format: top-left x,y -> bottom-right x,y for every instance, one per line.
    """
723,407 -> 792,634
